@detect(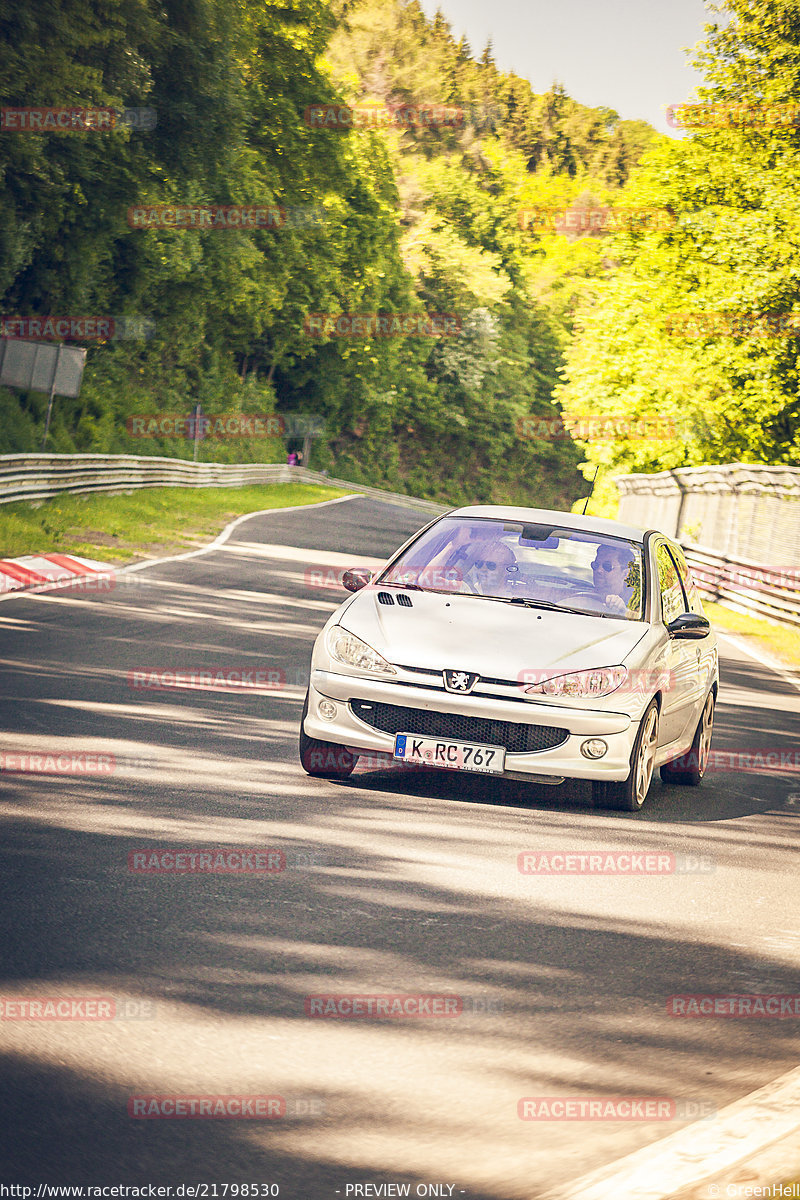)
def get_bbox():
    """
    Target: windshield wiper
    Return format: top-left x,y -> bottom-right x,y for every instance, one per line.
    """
507,596 -> 570,612
508,596 -> 625,617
